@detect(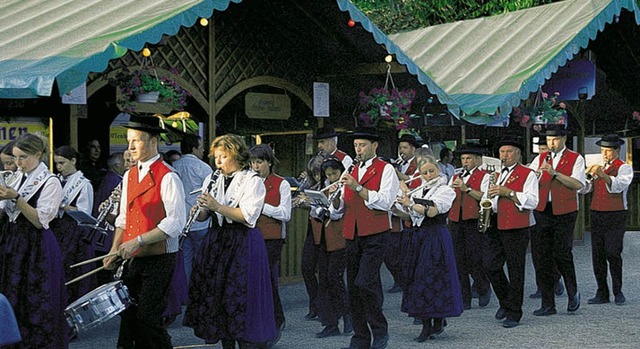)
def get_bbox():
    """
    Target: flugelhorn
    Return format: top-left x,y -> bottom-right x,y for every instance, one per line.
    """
83,183 -> 121,247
